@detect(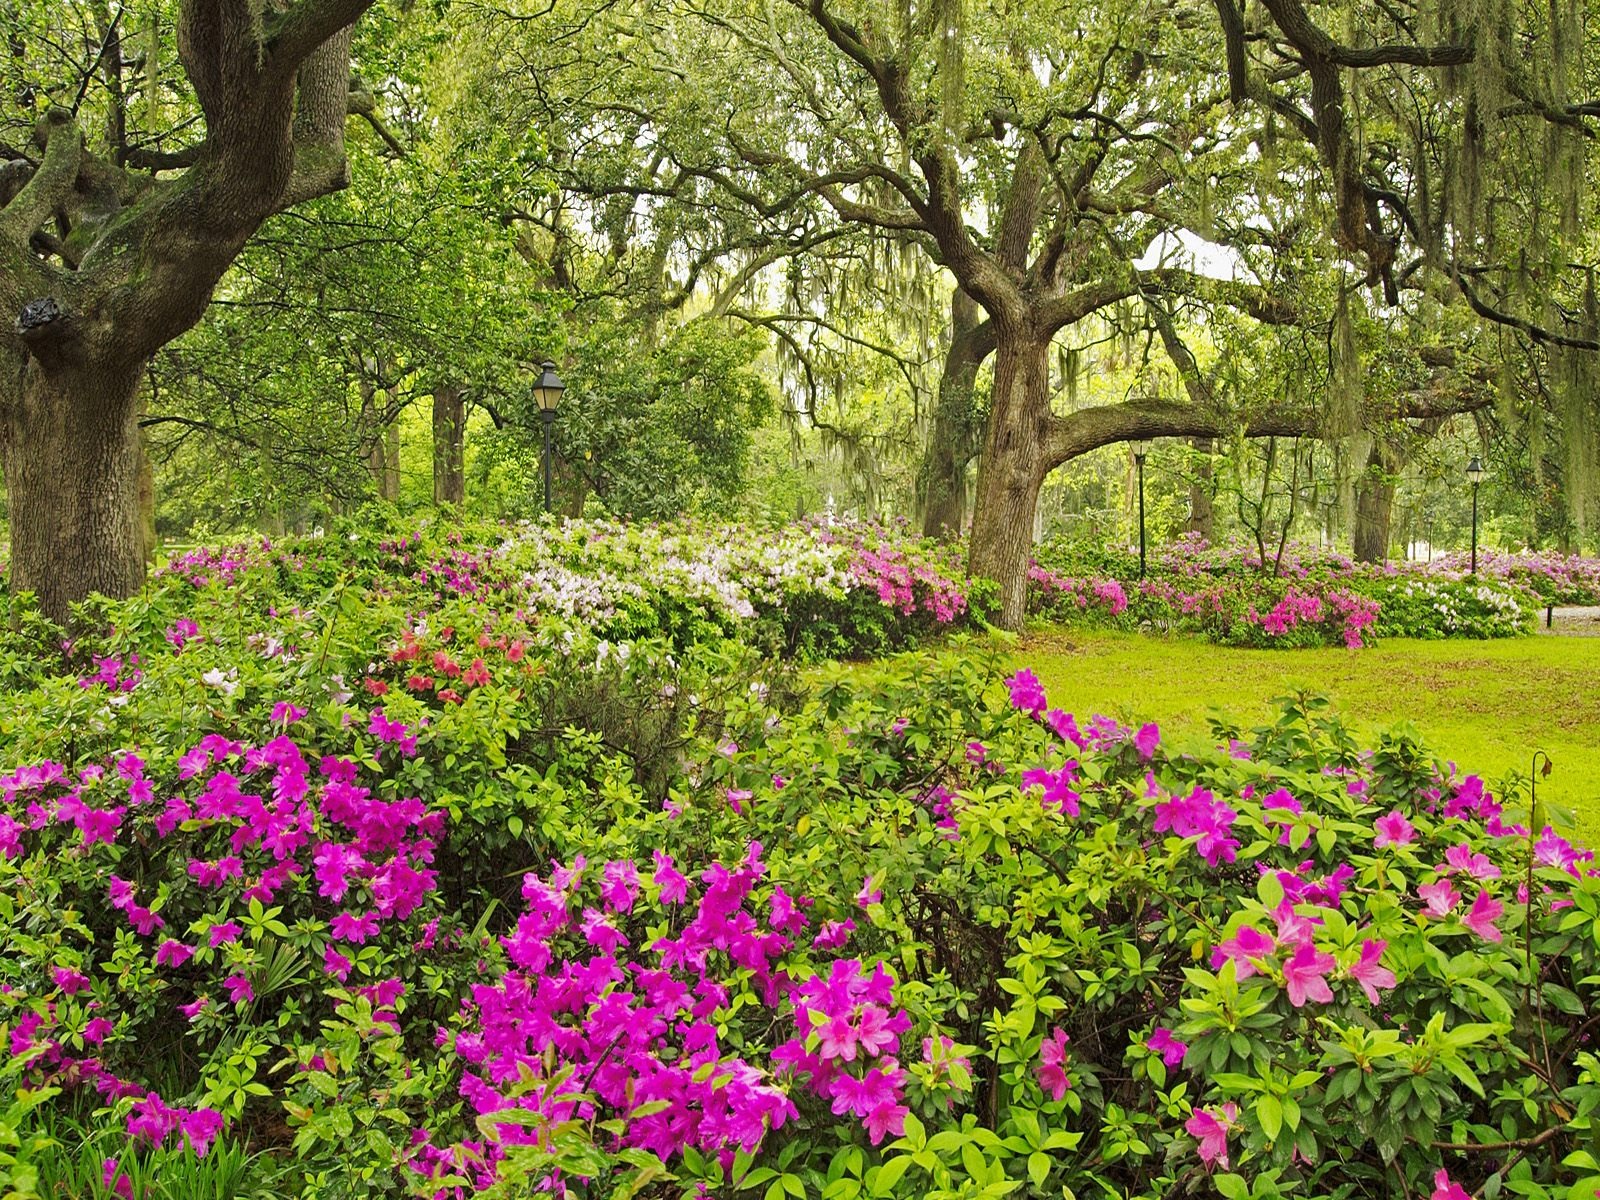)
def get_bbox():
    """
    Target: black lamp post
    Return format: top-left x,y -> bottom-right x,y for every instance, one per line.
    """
1131,439 -> 1151,578
532,361 -> 565,513
1466,455 -> 1485,574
